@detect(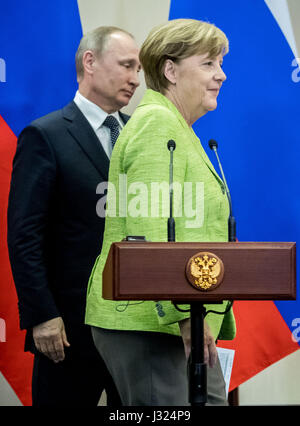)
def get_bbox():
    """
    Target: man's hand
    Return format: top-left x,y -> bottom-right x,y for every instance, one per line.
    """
32,317 -> 70,363
178,318 -> 218,368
